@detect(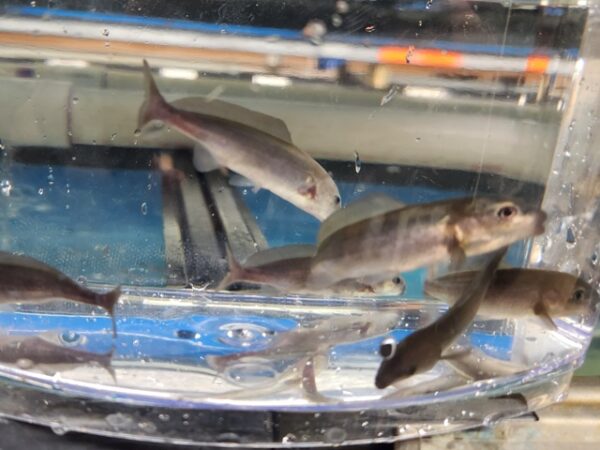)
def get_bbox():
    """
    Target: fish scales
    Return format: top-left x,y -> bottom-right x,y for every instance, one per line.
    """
313,202 -> 455,286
